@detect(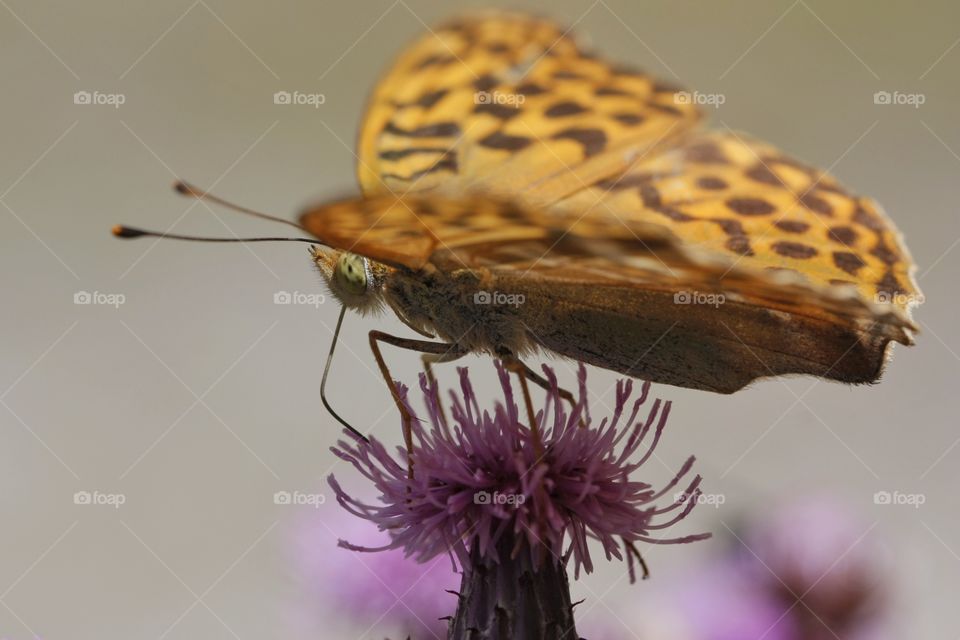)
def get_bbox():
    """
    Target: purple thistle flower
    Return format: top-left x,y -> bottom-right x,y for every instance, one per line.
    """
327,362 -> 709,579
